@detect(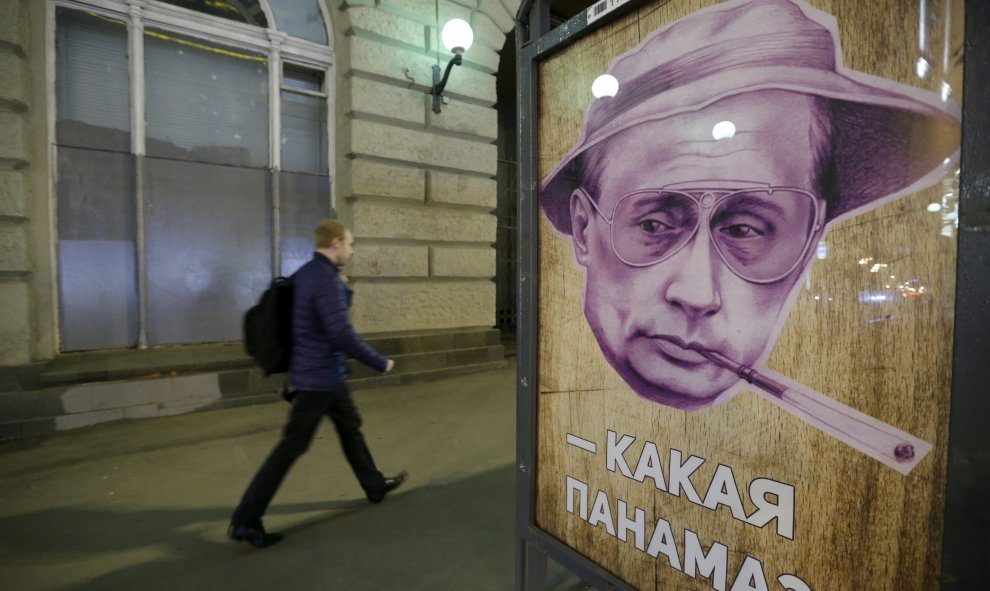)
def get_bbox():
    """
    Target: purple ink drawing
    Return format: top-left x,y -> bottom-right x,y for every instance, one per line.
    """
539,0 -> 960,474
